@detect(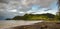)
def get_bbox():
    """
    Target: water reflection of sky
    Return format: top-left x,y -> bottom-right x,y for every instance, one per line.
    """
0,0 -> 58,20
